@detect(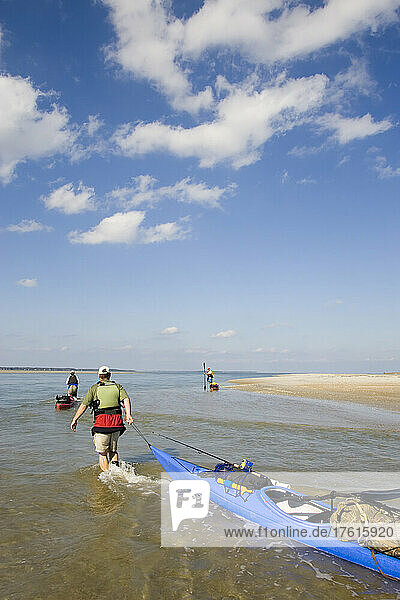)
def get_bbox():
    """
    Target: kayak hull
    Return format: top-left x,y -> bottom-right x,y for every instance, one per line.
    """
150,445 -> 400,580
55,395 -> 76,410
